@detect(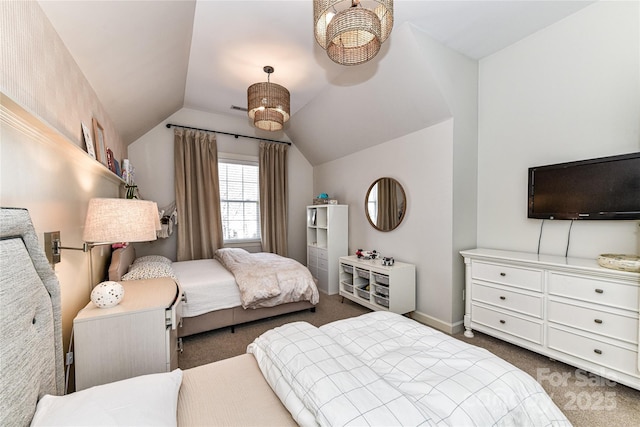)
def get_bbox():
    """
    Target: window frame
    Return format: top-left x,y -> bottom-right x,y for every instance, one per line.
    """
218,154 -> 261,244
